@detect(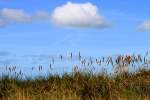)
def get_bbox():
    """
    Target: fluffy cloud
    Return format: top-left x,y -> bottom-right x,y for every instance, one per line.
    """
138,21 -> 150,32
51,2 -> 110,28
